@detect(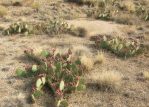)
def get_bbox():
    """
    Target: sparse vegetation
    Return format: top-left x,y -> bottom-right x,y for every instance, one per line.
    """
3,19 -> 84,36
83,0 -> 149,23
